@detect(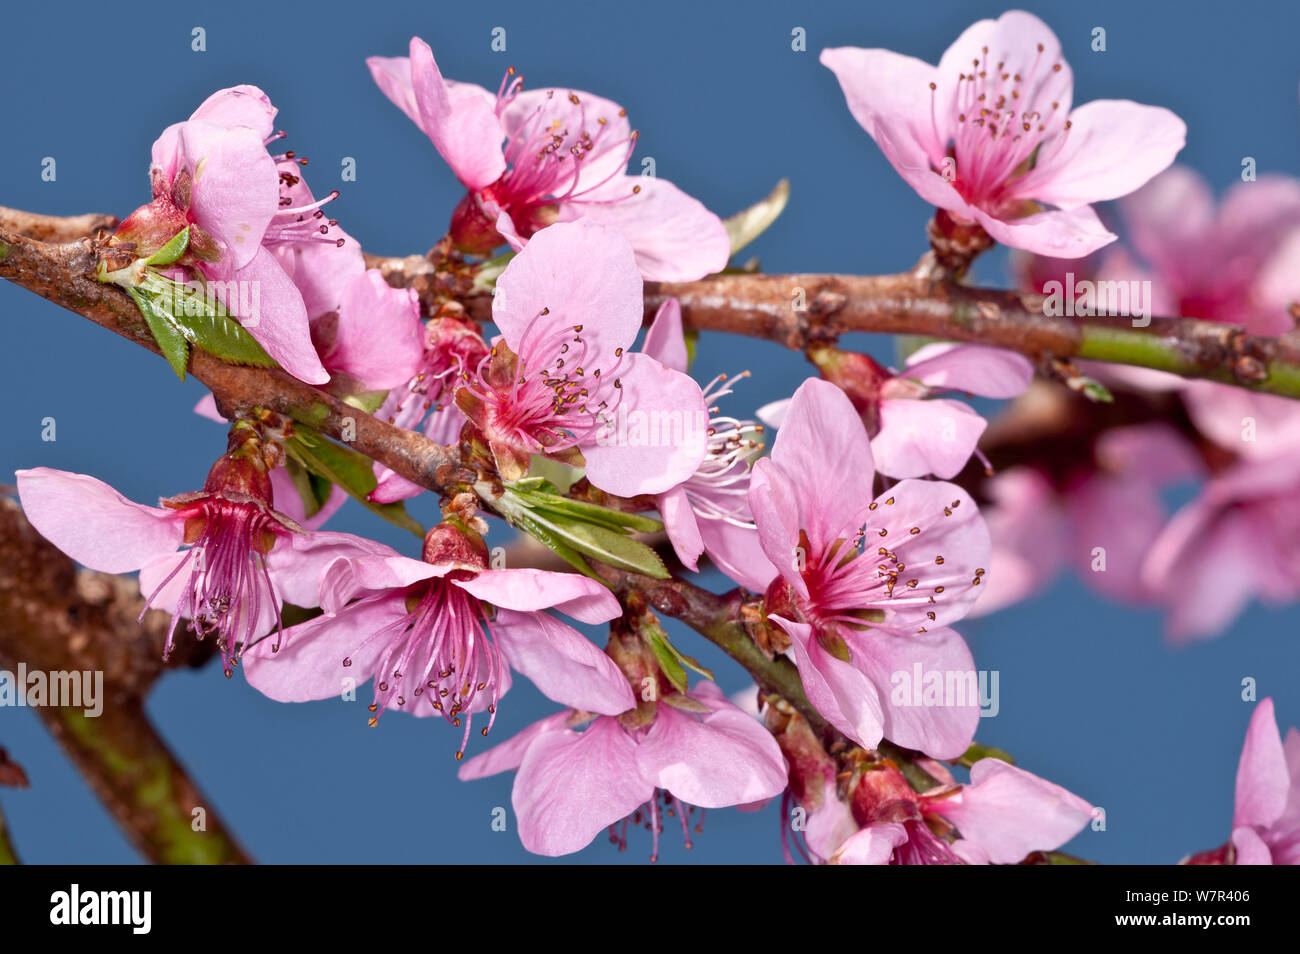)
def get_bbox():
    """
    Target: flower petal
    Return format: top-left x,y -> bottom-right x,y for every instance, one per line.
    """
15,468 -> 182,573
930,759 -> 1093,864
404,38 -> 506,190
492,609 -> 635,716
453,568 -> 621,624
241,592 -> 408,701
512,717 -> 650,856
581,353 -> 709,496
776,615 -> 886,750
